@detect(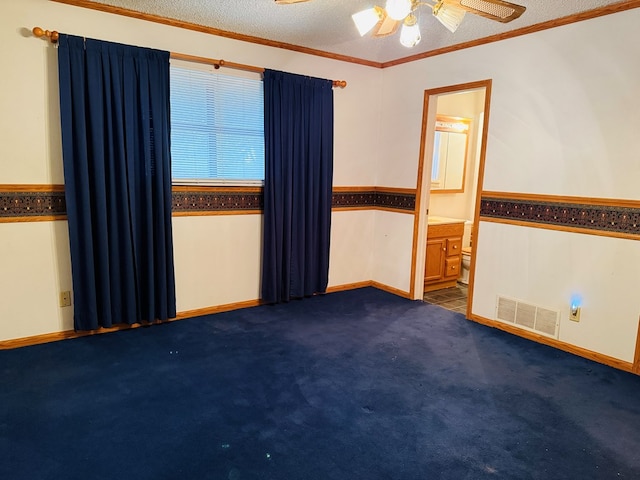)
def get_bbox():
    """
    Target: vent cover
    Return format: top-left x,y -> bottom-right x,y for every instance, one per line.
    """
496,296 -> 560,338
